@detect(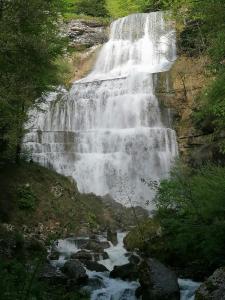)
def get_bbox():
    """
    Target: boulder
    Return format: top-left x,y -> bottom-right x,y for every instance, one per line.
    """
107,228 -> 118,245
196,267 -> 225,300
110,263 -> 139,281
61,259 -> 88,284
127,253 -> 141,265
92,251 -> 109,261
48,250 -> 60,261
65,20 -> 108,49
82,260 -> 108,272
138,258 -> 180,300
84,239 -> 110,253
39,264 -> 67,285
71,250 -> 92,261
